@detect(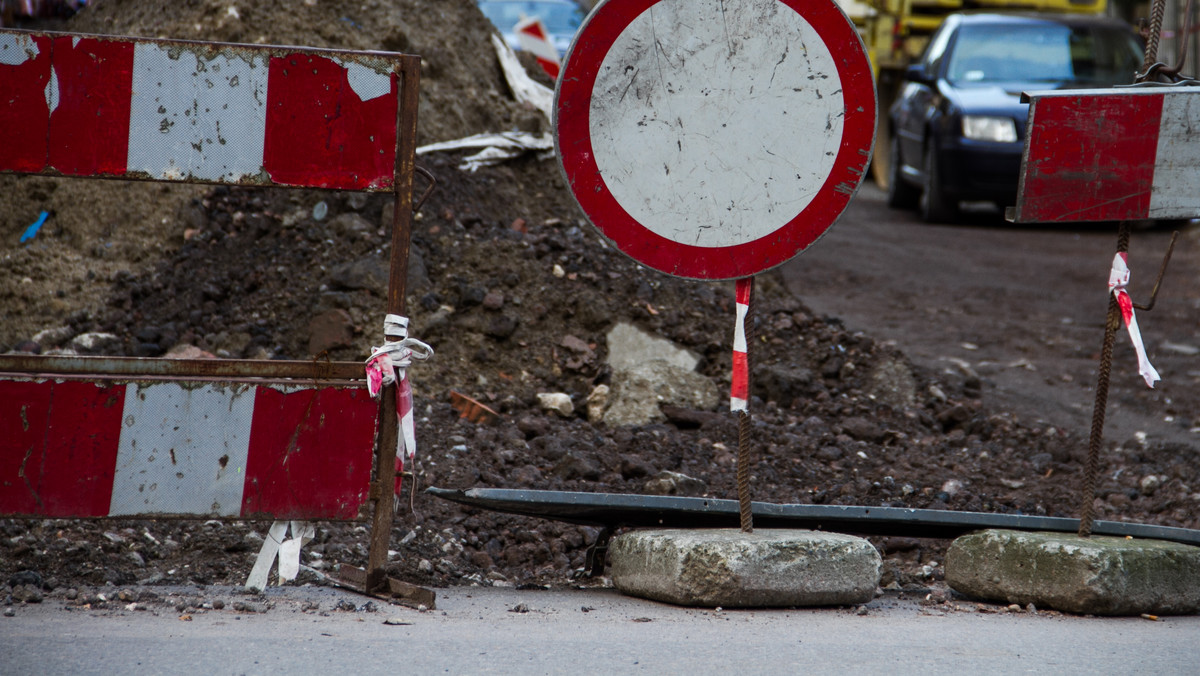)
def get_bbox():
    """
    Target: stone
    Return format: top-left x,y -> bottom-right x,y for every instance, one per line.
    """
864,355 -> 918,409
606,322 -> 699,372
610,529 -> 881,608
307,309 -> 354,355
603,360 -> 719,426
585,384 -> 609,421
329,256 -> 388,294
642,470 -> 707,497
945,529 -> 1200,616
537,392 -> 574,418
